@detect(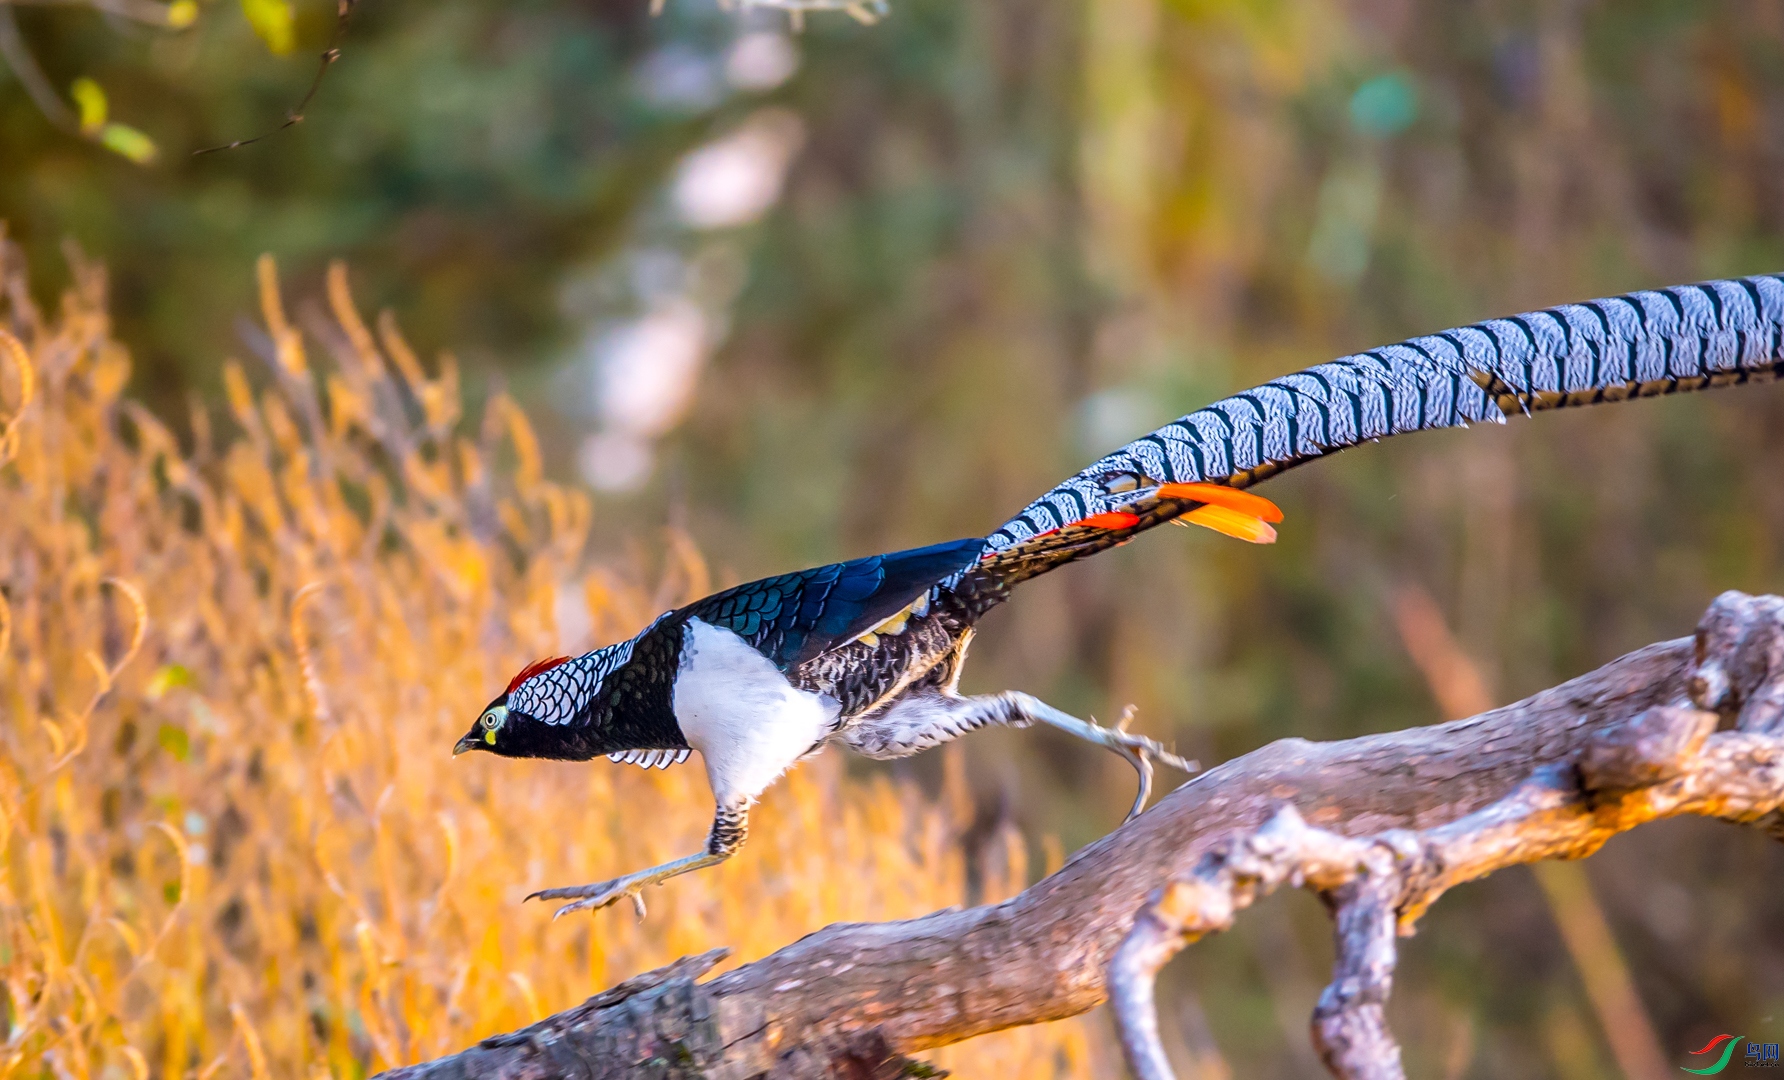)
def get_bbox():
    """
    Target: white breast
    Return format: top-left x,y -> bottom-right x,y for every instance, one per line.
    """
673,617 -> 839,804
